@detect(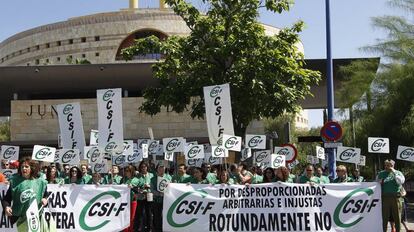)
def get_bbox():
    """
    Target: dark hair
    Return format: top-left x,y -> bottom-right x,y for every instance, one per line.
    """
218,169 -> 230,184
46,166 -> 58,183
193,167 -> 207,180
18,158 -> 40,179
69,166 -> 82,181
263,167 -> 275,183
138,161 -> 149,172
276,166 -> 290,182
